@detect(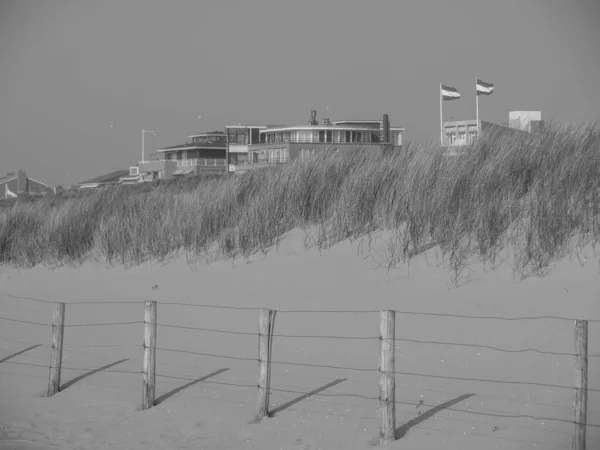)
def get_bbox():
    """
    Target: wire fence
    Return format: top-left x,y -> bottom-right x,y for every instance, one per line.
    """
1,290 -> 599,447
